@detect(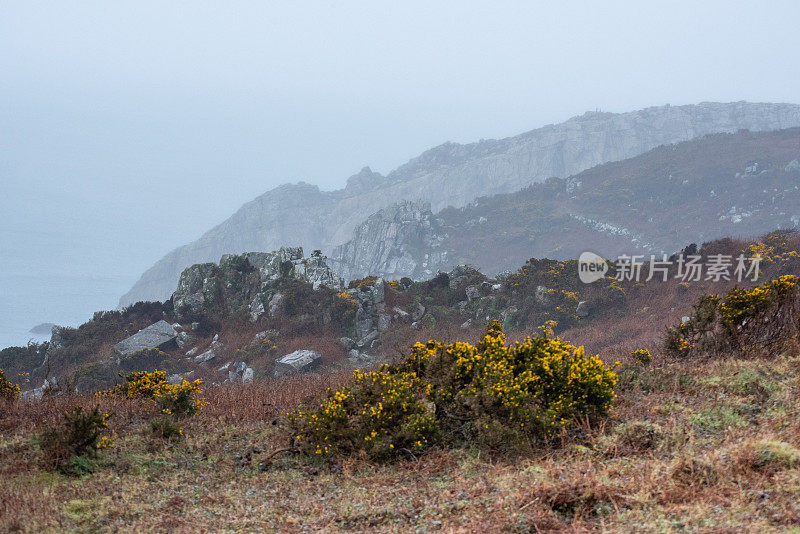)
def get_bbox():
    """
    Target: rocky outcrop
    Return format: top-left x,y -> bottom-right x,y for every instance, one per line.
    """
121,102 -> 800,305
328,201 -> 448,281
172,247 -> 343,320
